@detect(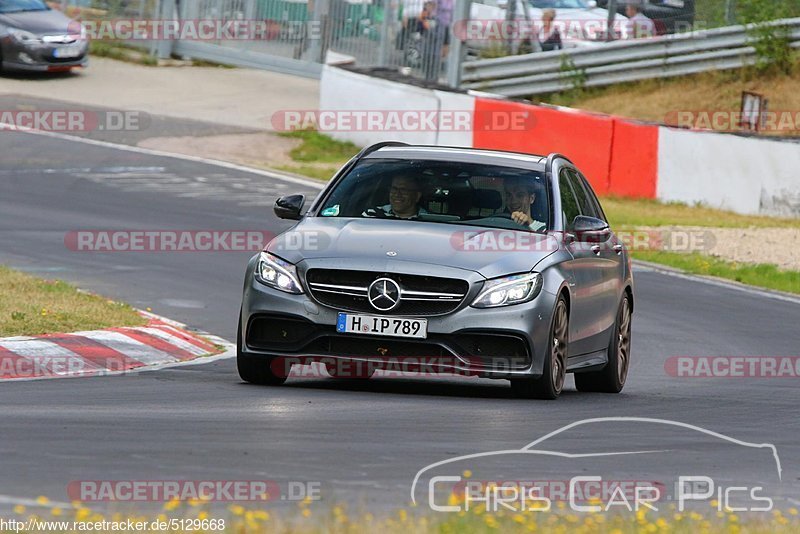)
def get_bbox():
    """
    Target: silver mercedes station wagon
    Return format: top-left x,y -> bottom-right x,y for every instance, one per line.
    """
238,143 -> 633,399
